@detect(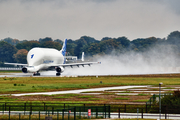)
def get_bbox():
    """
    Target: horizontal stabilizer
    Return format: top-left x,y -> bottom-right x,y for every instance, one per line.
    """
4,62 -> 27,66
